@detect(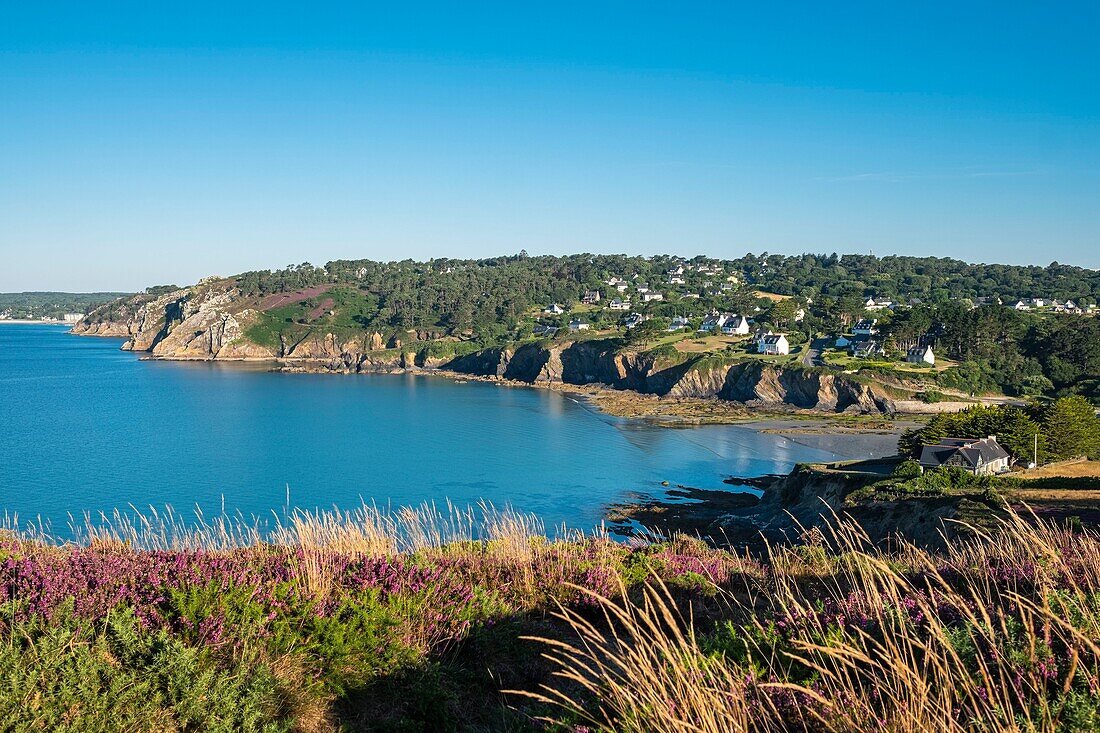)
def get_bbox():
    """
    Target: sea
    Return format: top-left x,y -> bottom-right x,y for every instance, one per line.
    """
0,323 -> 896,536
